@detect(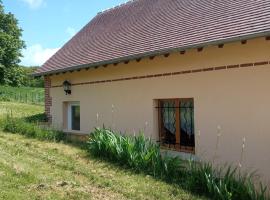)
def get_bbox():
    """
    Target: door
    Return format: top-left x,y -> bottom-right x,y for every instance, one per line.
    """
68,102 -> 80,131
